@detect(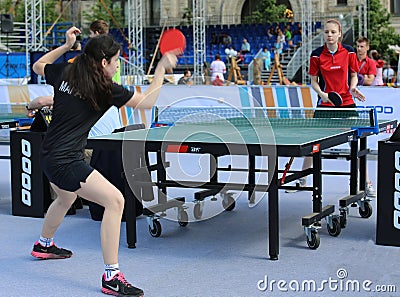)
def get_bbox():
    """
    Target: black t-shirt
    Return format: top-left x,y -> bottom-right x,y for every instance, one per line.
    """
41,63 -> 134,164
